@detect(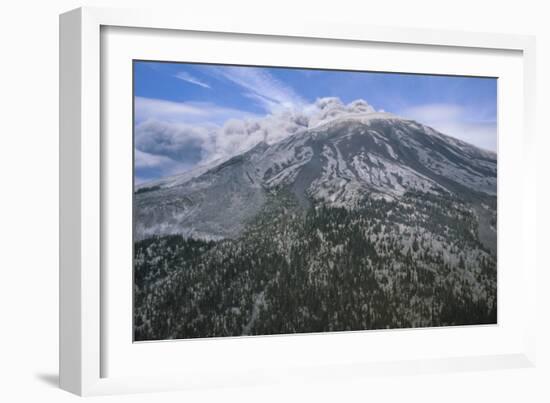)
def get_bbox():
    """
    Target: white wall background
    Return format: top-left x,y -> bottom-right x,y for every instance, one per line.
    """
0,1 -> 548,401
